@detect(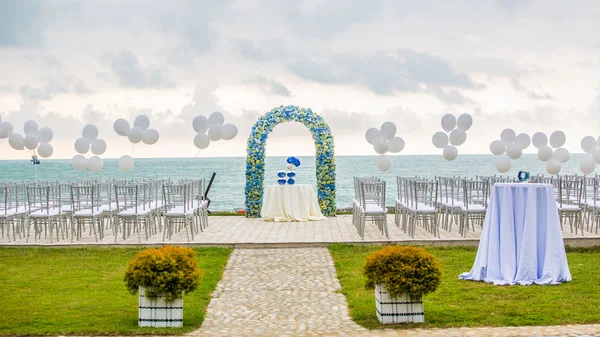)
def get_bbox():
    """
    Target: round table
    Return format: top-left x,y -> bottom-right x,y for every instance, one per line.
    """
260,184 -> 325,222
